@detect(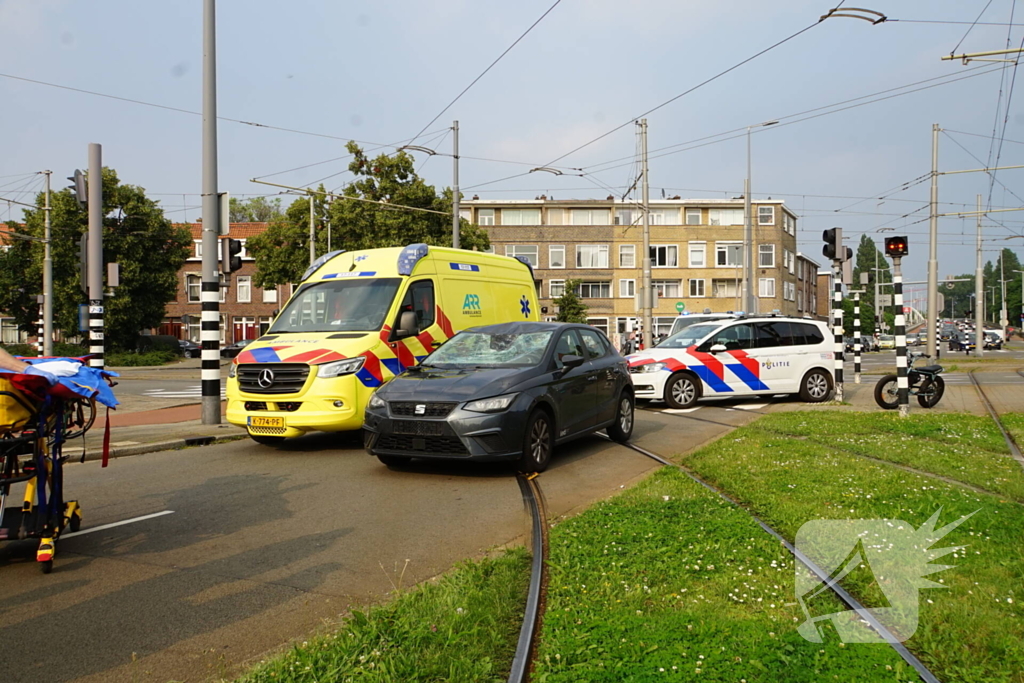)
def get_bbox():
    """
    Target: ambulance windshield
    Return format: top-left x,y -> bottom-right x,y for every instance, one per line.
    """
657,322 -> 725,349
269,278 -> 401,333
